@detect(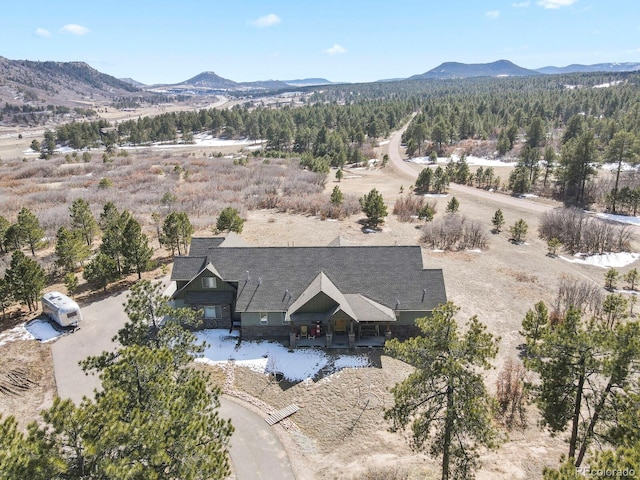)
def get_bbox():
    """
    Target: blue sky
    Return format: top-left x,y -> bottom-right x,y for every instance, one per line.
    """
1,0 -> 638,84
